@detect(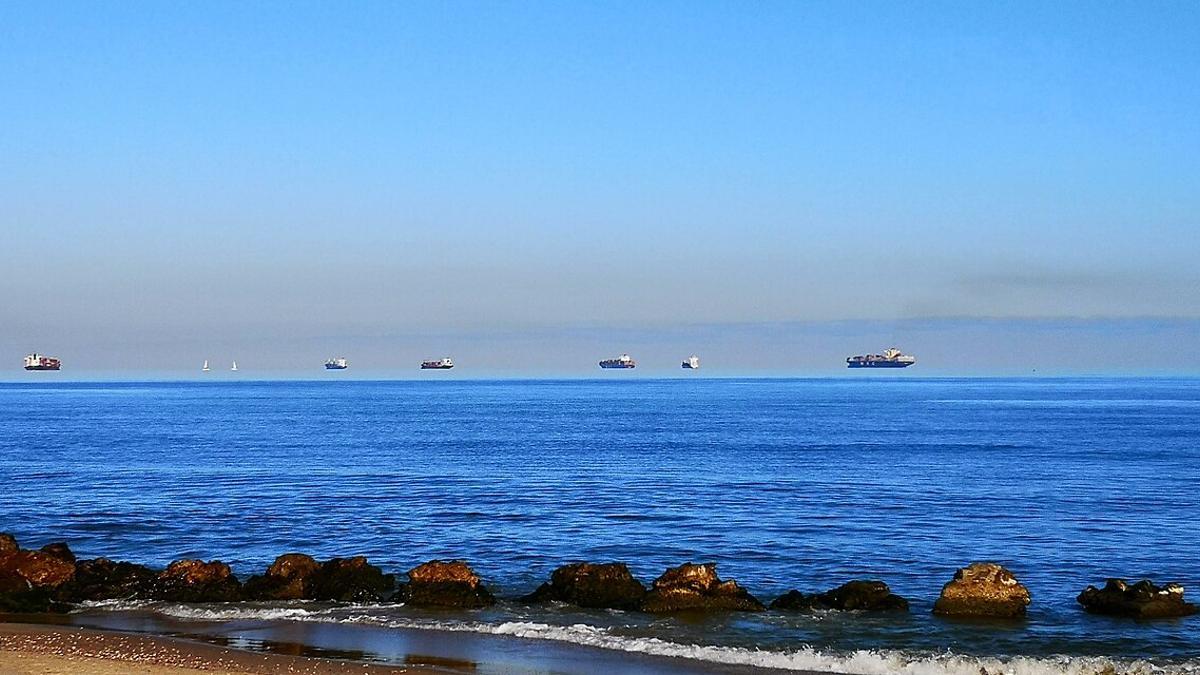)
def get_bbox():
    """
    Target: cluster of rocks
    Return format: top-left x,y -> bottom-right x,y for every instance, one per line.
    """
1077,579 -> 1197,619
2,534 -> 1195,621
